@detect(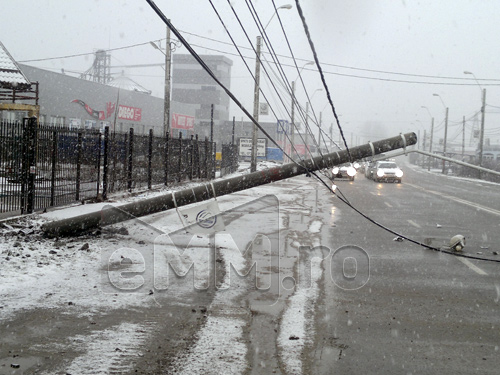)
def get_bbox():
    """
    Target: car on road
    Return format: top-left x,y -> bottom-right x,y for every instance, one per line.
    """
364,161 -> 376,180
331,163 -> 357,181
373,161 -> 403,183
